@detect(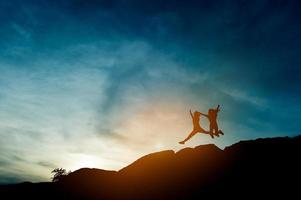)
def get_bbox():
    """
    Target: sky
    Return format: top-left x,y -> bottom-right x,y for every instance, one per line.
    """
0,0 -> 301,183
